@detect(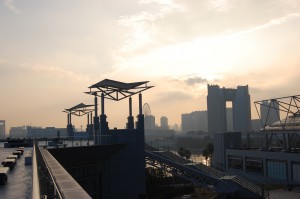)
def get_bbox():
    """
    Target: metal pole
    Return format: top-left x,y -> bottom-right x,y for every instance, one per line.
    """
139,93 -> 142,115
69,113 -> 72,125
101,92 -> 105,115
129,97 -> 132,117
94,94 -> 98,116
